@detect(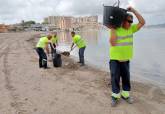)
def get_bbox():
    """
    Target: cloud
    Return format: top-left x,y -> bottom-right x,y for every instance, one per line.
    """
0,0 -> 165,25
